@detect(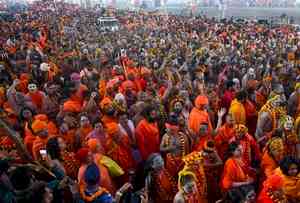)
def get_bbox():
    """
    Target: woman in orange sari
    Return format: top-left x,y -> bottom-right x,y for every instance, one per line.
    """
221,142 -> 254,200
